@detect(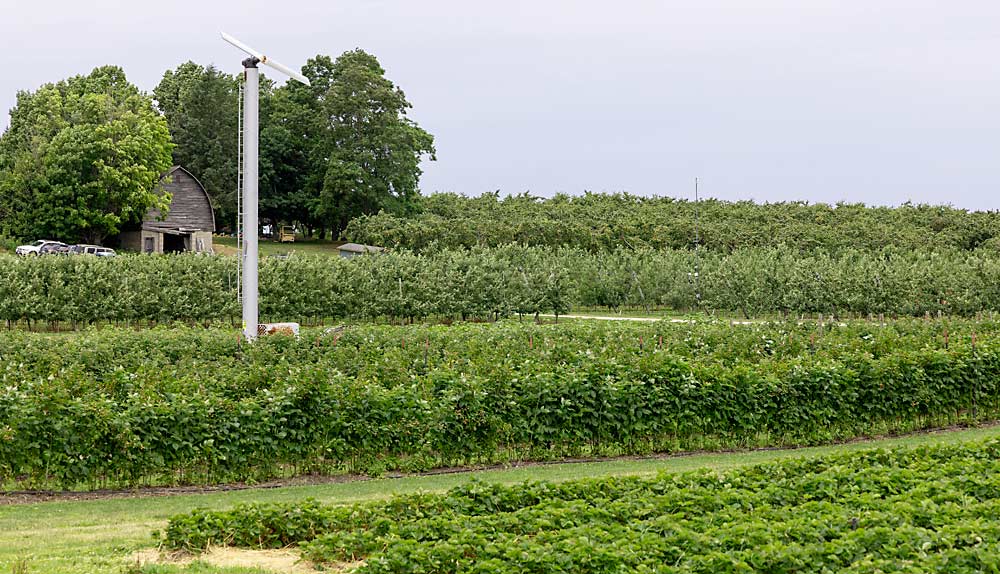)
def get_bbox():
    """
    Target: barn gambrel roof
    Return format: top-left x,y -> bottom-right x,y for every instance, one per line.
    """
143,166 -> 217,233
